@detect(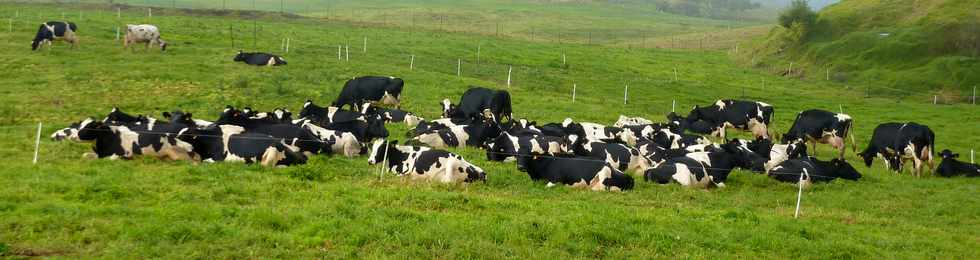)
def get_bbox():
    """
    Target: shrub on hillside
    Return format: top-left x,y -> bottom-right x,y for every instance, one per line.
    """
778,0 -> 817,31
